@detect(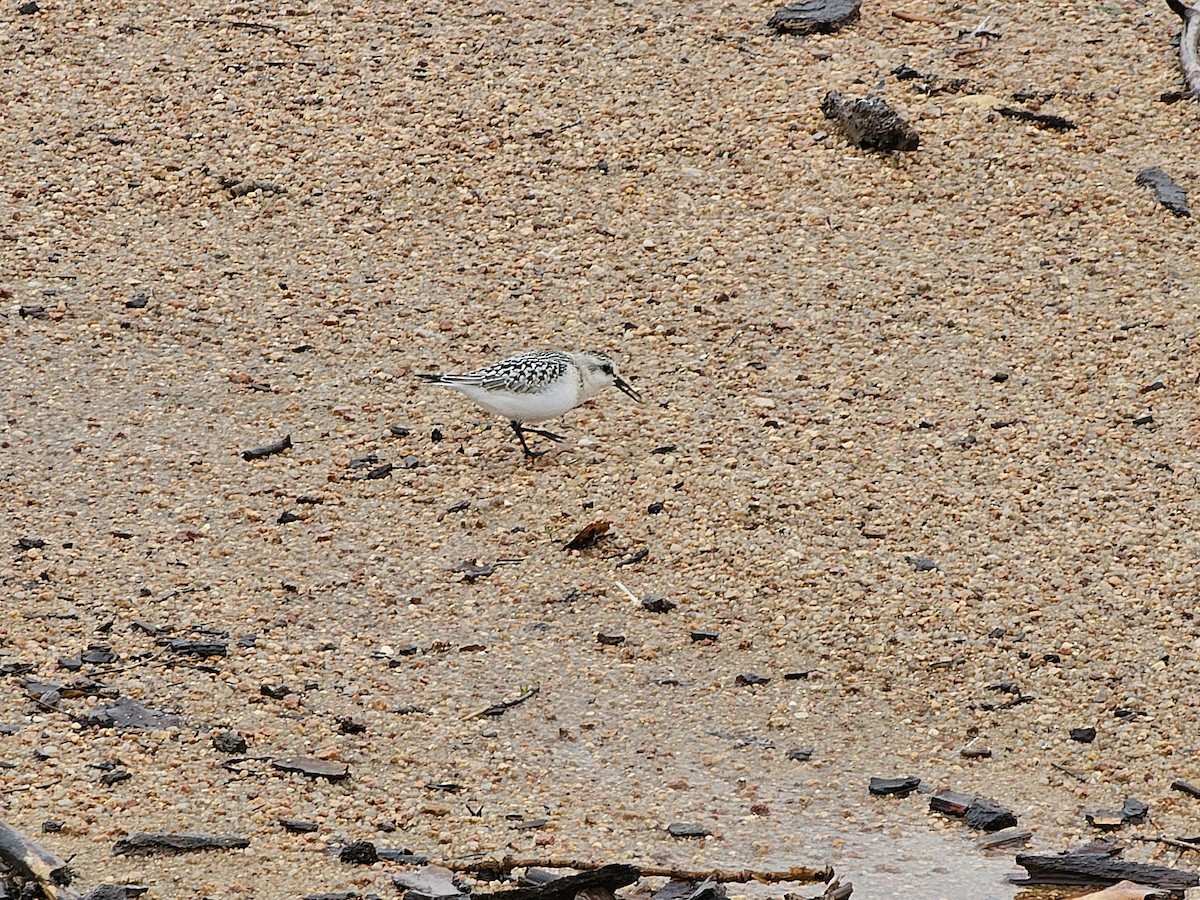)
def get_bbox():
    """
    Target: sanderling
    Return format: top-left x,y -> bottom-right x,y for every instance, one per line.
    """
418,349 -> 642,457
